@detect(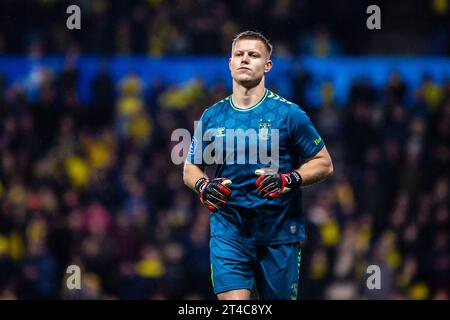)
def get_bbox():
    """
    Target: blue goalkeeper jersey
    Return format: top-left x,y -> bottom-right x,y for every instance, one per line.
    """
187,89 -> 325,245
